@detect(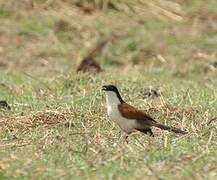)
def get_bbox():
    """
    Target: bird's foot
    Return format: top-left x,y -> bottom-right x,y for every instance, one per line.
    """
124,134 -> 129,144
